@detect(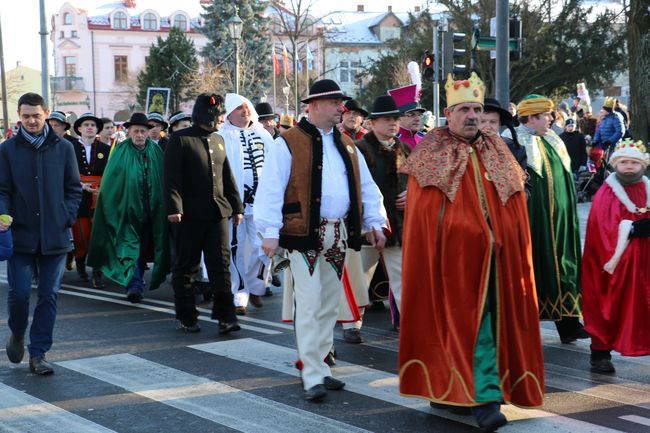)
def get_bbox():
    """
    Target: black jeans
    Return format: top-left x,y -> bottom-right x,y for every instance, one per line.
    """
172,217 -> 235,325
